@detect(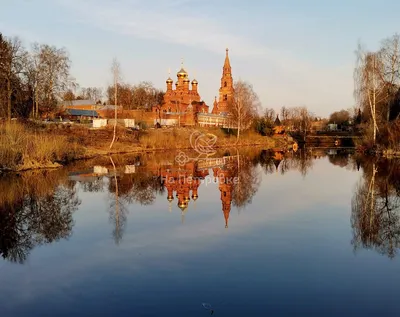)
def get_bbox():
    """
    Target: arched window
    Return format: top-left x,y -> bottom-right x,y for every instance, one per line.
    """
223,94 -> 227,101
224,81 -> 227,87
